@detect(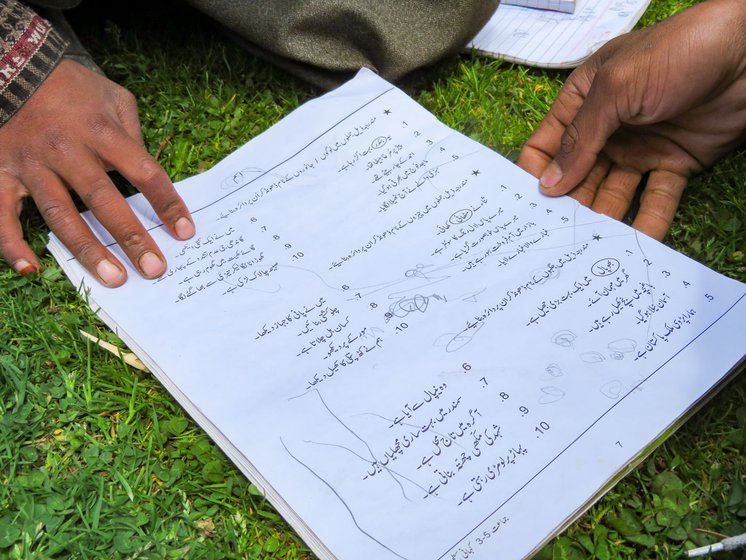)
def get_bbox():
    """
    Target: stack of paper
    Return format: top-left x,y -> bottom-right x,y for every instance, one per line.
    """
49,69 -> 745,559
470,0 -> 652,68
